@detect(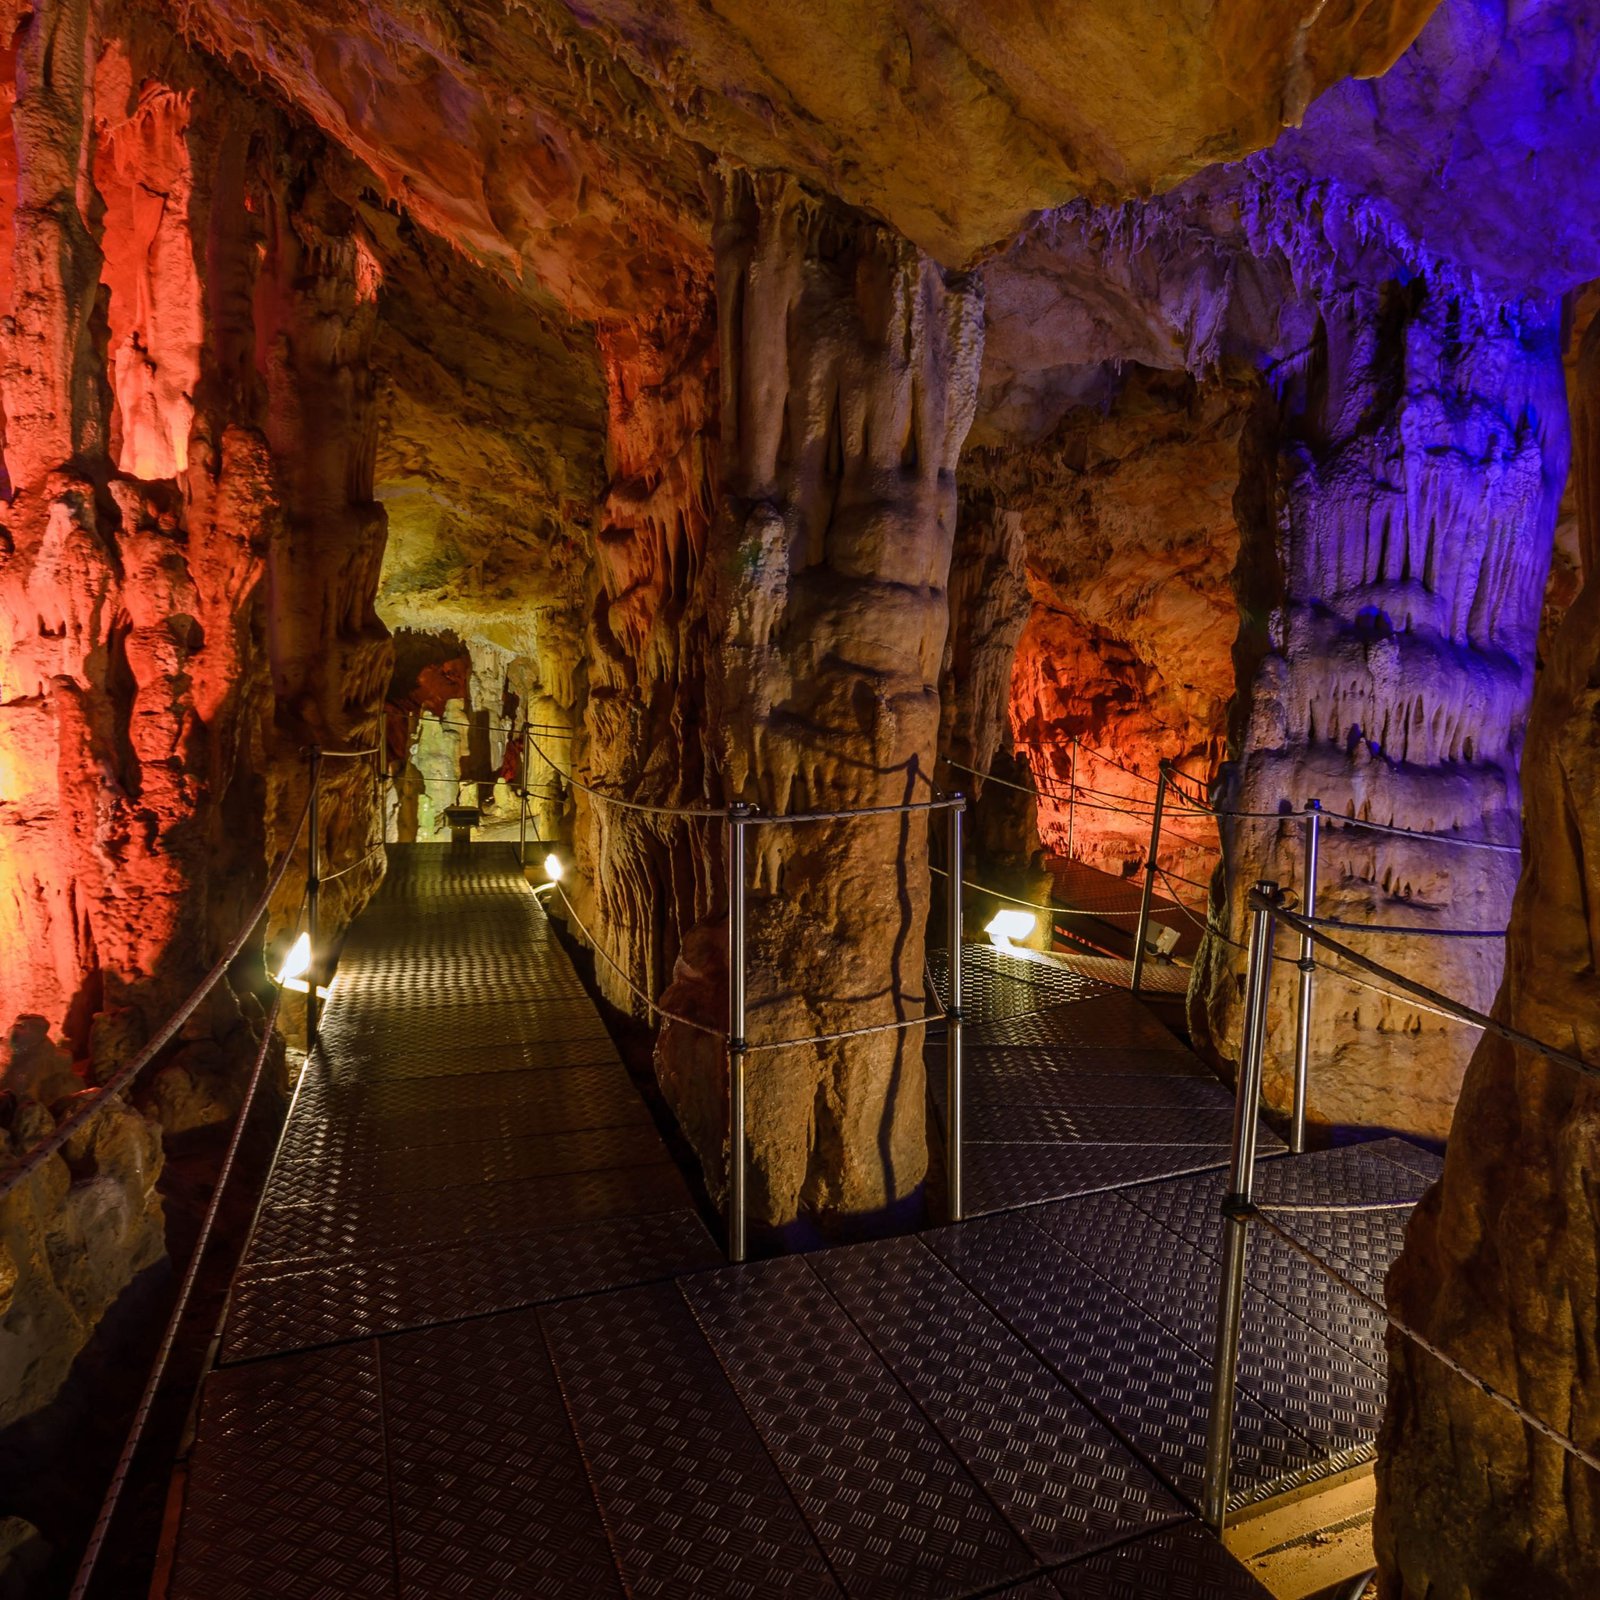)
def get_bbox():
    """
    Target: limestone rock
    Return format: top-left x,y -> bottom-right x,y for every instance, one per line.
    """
0,1096 -> 164,1428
